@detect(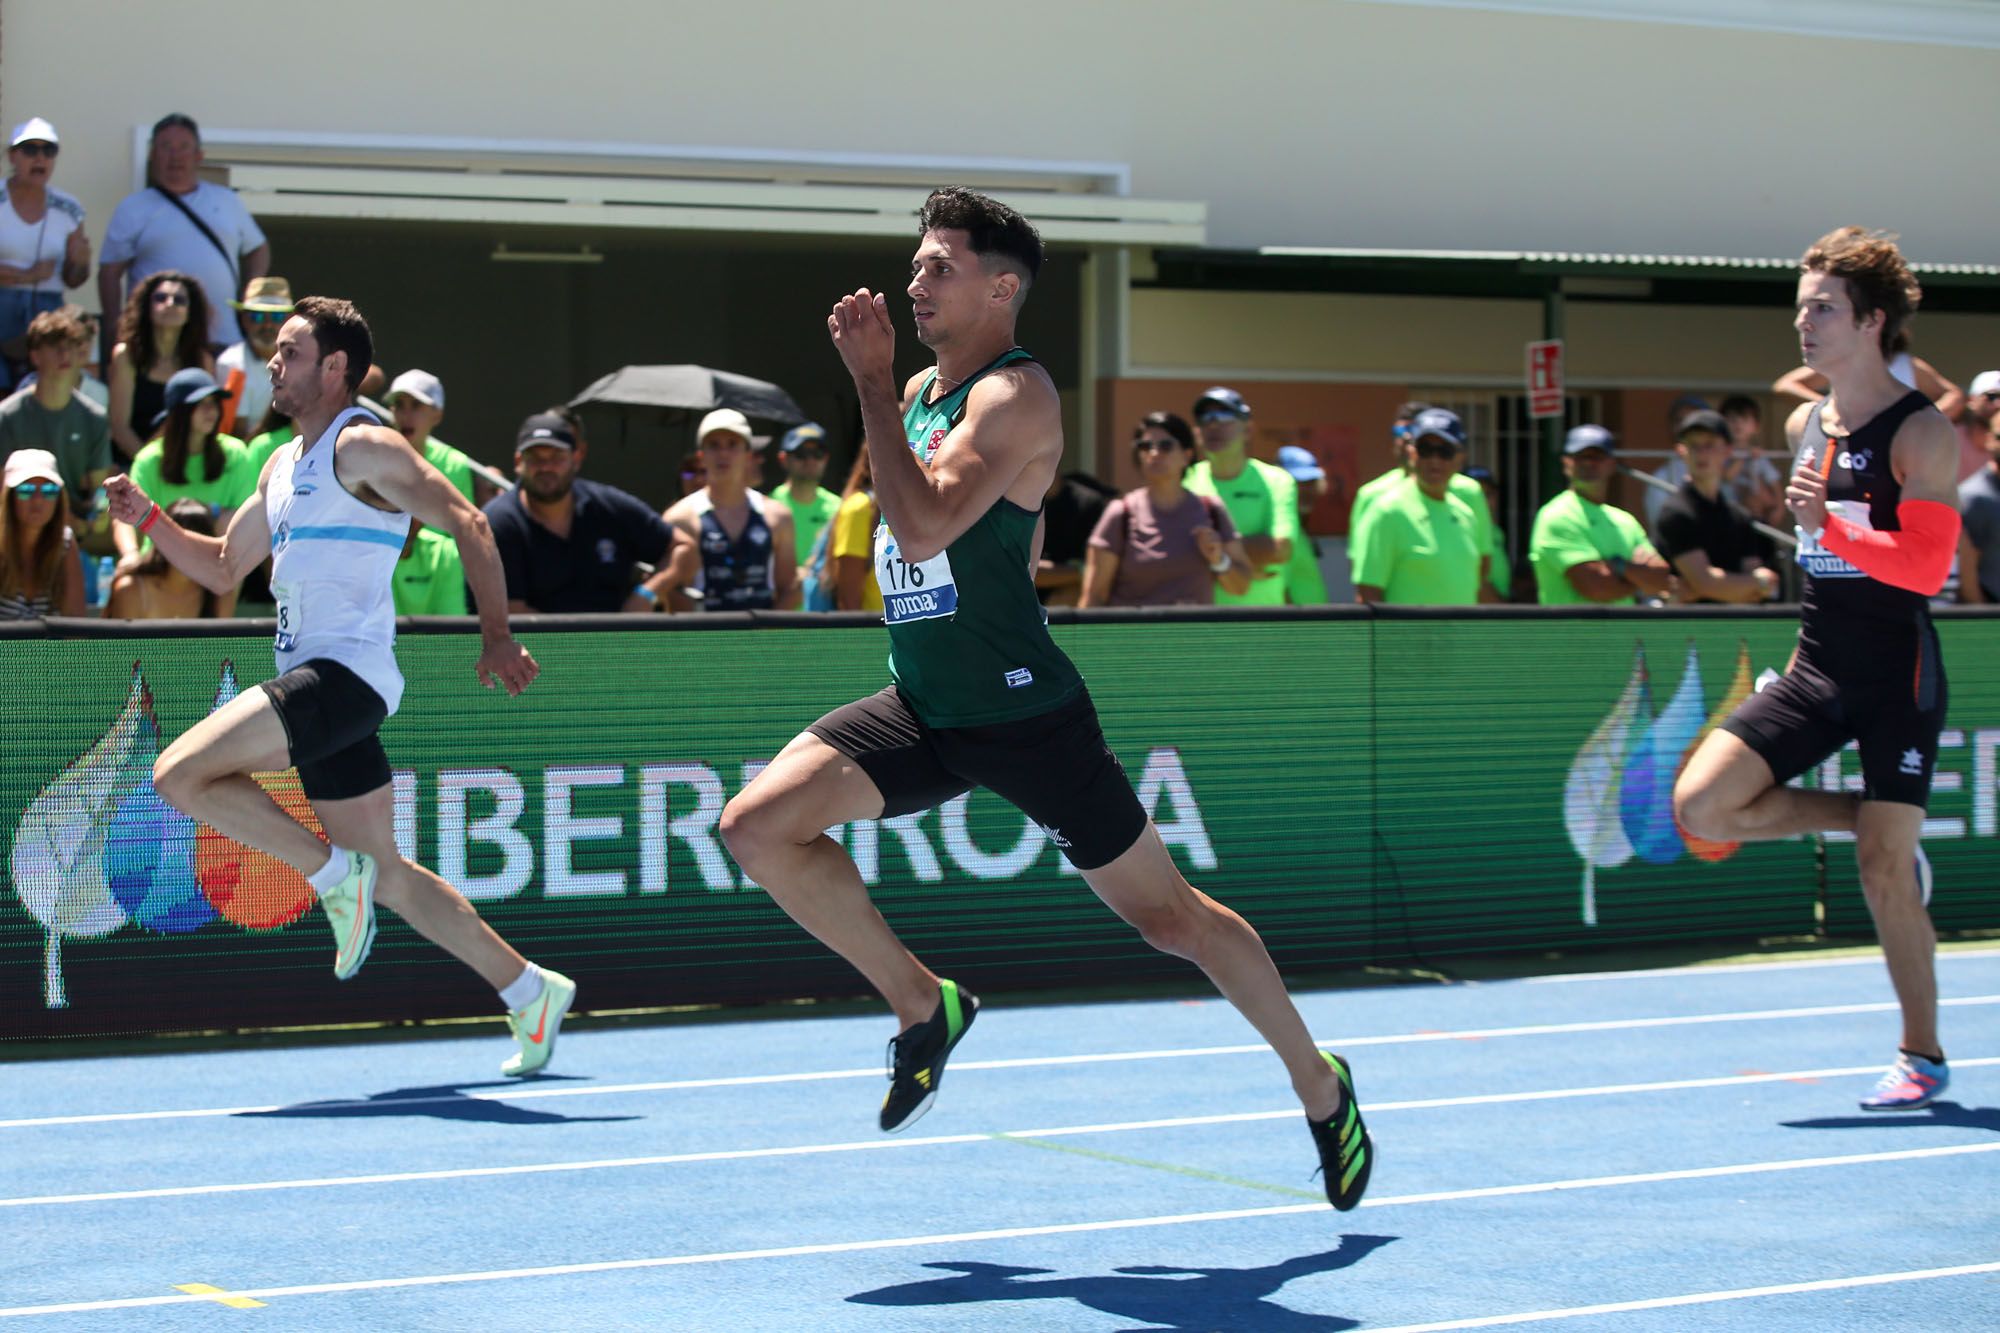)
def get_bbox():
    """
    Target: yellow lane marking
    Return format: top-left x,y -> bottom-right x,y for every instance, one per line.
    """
172,1283 -> 265,1310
